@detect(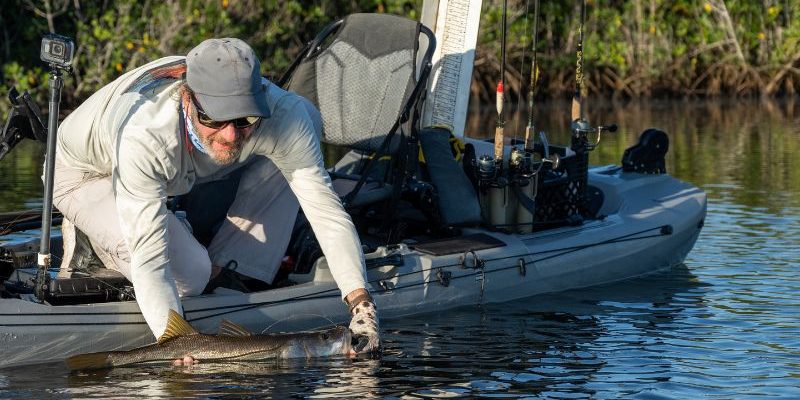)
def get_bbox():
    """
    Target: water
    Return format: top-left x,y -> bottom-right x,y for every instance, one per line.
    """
1,99 -> 799,398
